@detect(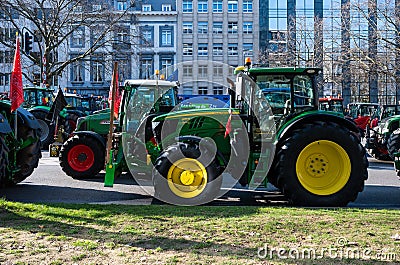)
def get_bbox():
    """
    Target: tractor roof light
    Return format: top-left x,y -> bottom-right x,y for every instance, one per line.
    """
155,70 -> 160,76
245,57 -> 252,67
